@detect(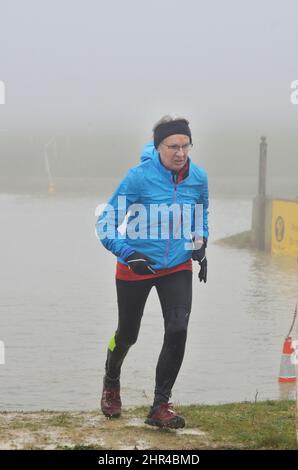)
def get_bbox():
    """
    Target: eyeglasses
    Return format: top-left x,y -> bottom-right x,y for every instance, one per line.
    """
161,143 -> 193,153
